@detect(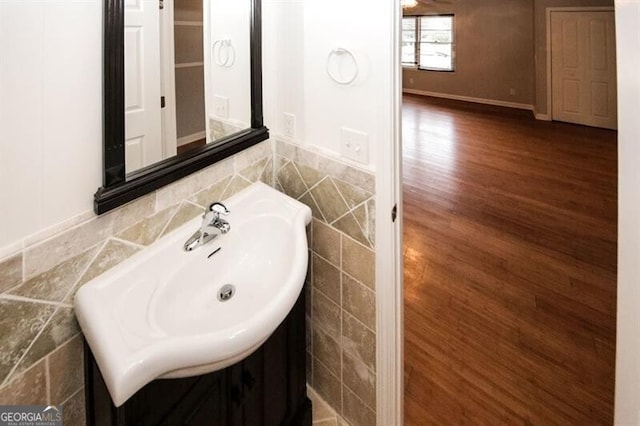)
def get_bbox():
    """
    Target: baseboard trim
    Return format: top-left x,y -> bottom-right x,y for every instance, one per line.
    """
177,131 -> 206,147
403,89 -> 533,111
